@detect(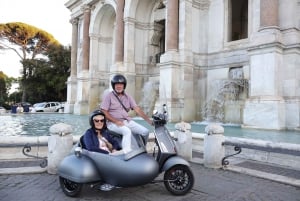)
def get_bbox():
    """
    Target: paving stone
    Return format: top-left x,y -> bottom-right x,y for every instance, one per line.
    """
0,162 -> 299,201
